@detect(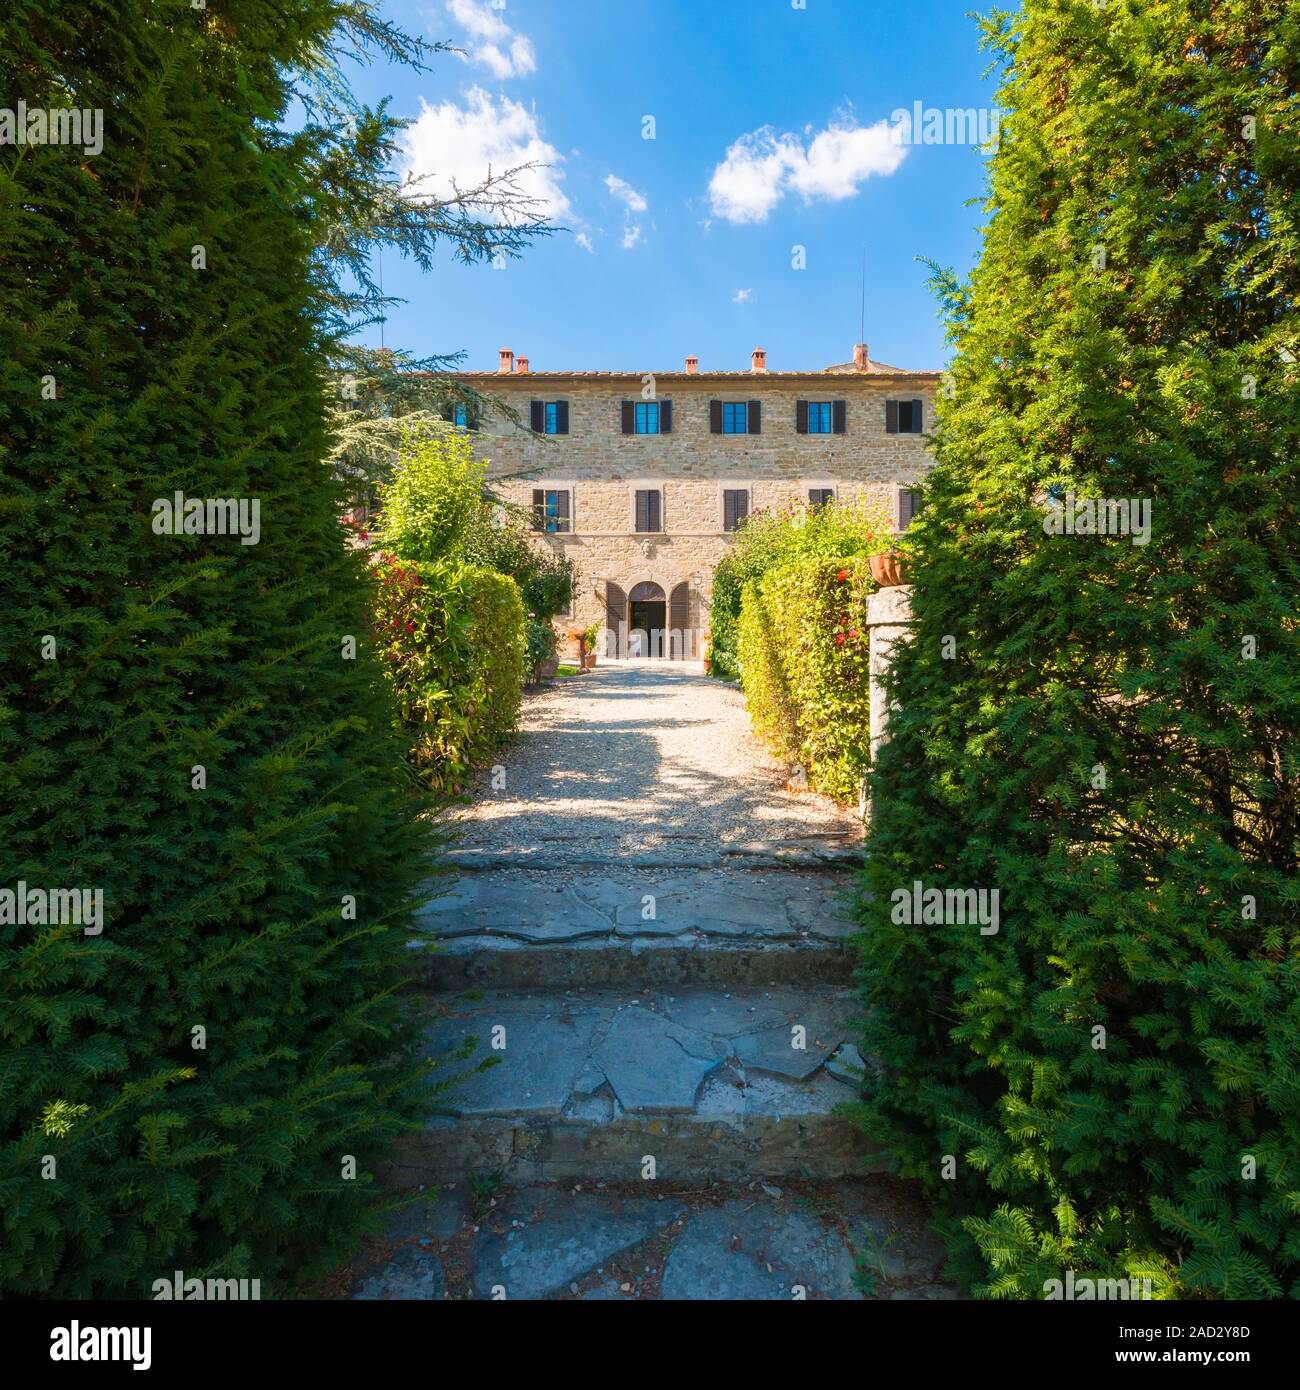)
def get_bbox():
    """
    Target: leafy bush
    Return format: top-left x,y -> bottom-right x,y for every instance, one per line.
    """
710,498 -> 891,682
461,511 -> 574,621
0,0 -> 436,1296
738,558 -> 875,801
525,617 -> 558,671
852,0 -> 1300,1299
376,426 -> 487,565
373,555 -> 525,794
